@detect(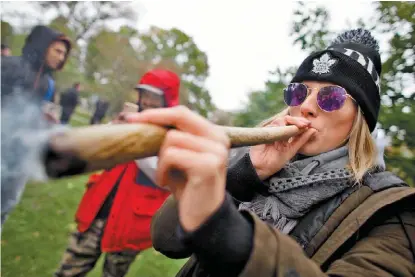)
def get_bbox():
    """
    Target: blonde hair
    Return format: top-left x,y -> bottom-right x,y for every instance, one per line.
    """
259,108 -> 377,183
347,108 -> 378,183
